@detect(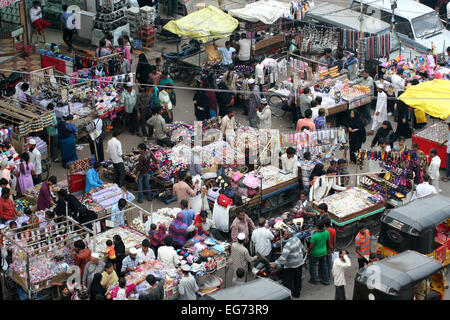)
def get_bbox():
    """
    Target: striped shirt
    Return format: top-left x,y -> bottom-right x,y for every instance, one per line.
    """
274,236 -> 305,269
355,230 -> 371,258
